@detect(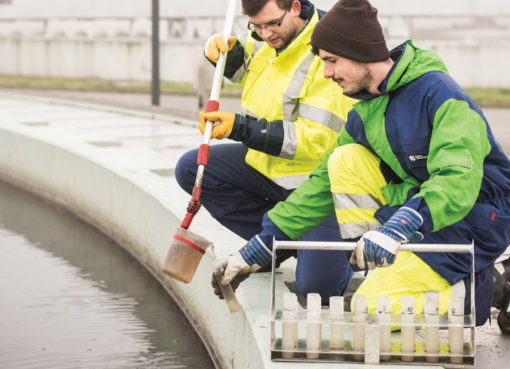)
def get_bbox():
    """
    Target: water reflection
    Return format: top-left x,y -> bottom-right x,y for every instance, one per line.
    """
0,180 -> 214,369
